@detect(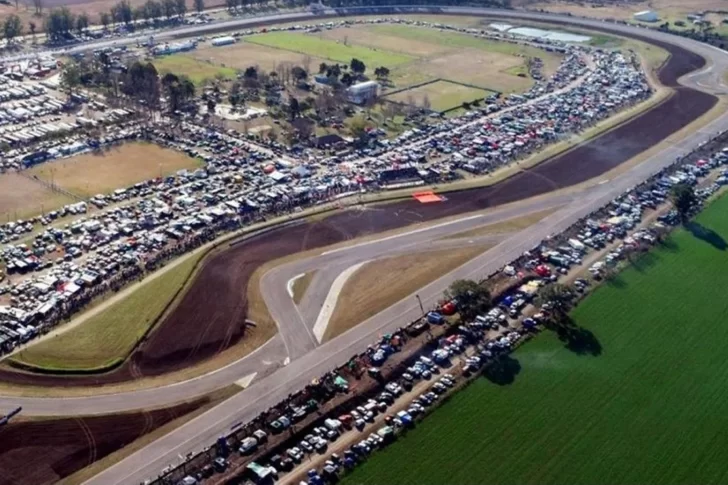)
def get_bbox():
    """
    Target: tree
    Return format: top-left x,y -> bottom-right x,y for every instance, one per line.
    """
59,60 -> 81,98
374,66 -> 390,80
444,279 -> 491,321
194,0 -> 204,13
340,72 -> 354,87
229,81 -> 244,108
537,283 -> 573,320
289,97 -> 300,119
175,0 -> 186,18
350,58 -> 366,76
161,72 -> 195,114
75,12 -> 89,34
145,0 -> 162,20
3,14 -> 23,43
291,66 -> 307,82
670,183 -> 697,223
162,0 -> 176,19
100,11 -> 111,29
32,0 -> 43,15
